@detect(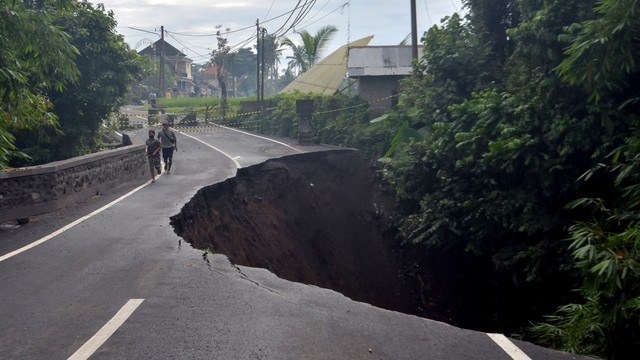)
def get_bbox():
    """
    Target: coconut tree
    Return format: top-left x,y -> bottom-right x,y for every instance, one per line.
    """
281,25 -> 338,75
261,33 -> 283,94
